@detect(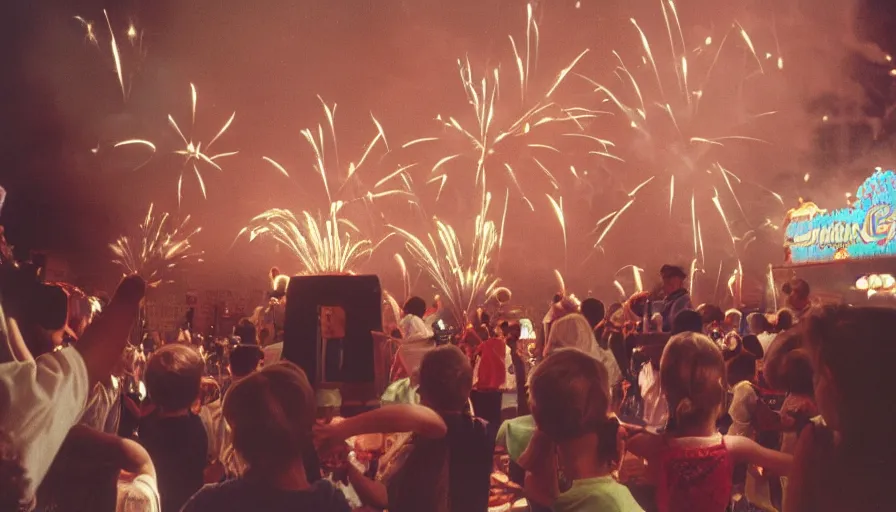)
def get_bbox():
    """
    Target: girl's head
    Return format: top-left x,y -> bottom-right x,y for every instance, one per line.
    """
544,313 -> 594,357
418,345 -> 473,412
223,361 -> 315,475
660,332 -> 727,432
530,348 -> 612,446
802,305 -> 896,435
781,349 -> 814,396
